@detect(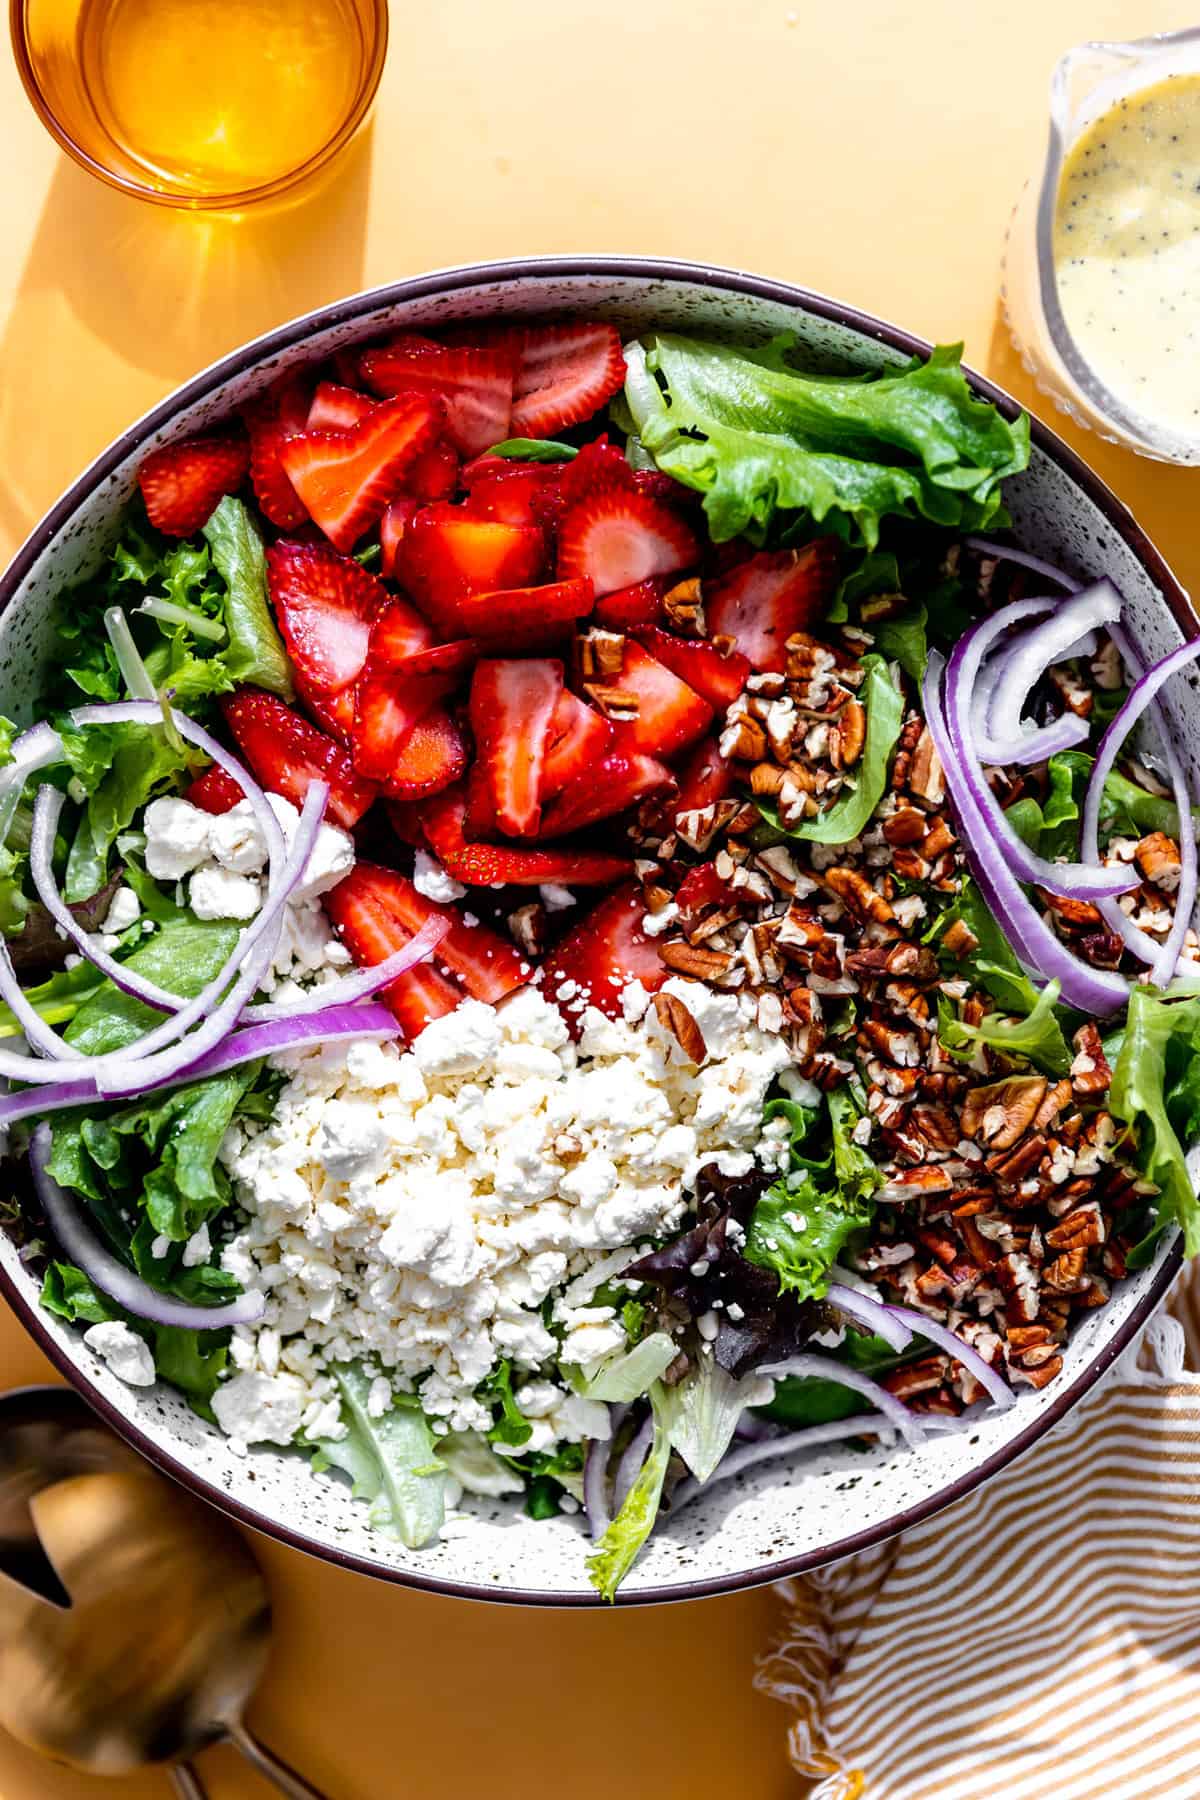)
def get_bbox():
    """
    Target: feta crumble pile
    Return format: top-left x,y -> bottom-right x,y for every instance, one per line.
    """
211,978 -> 790,1452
